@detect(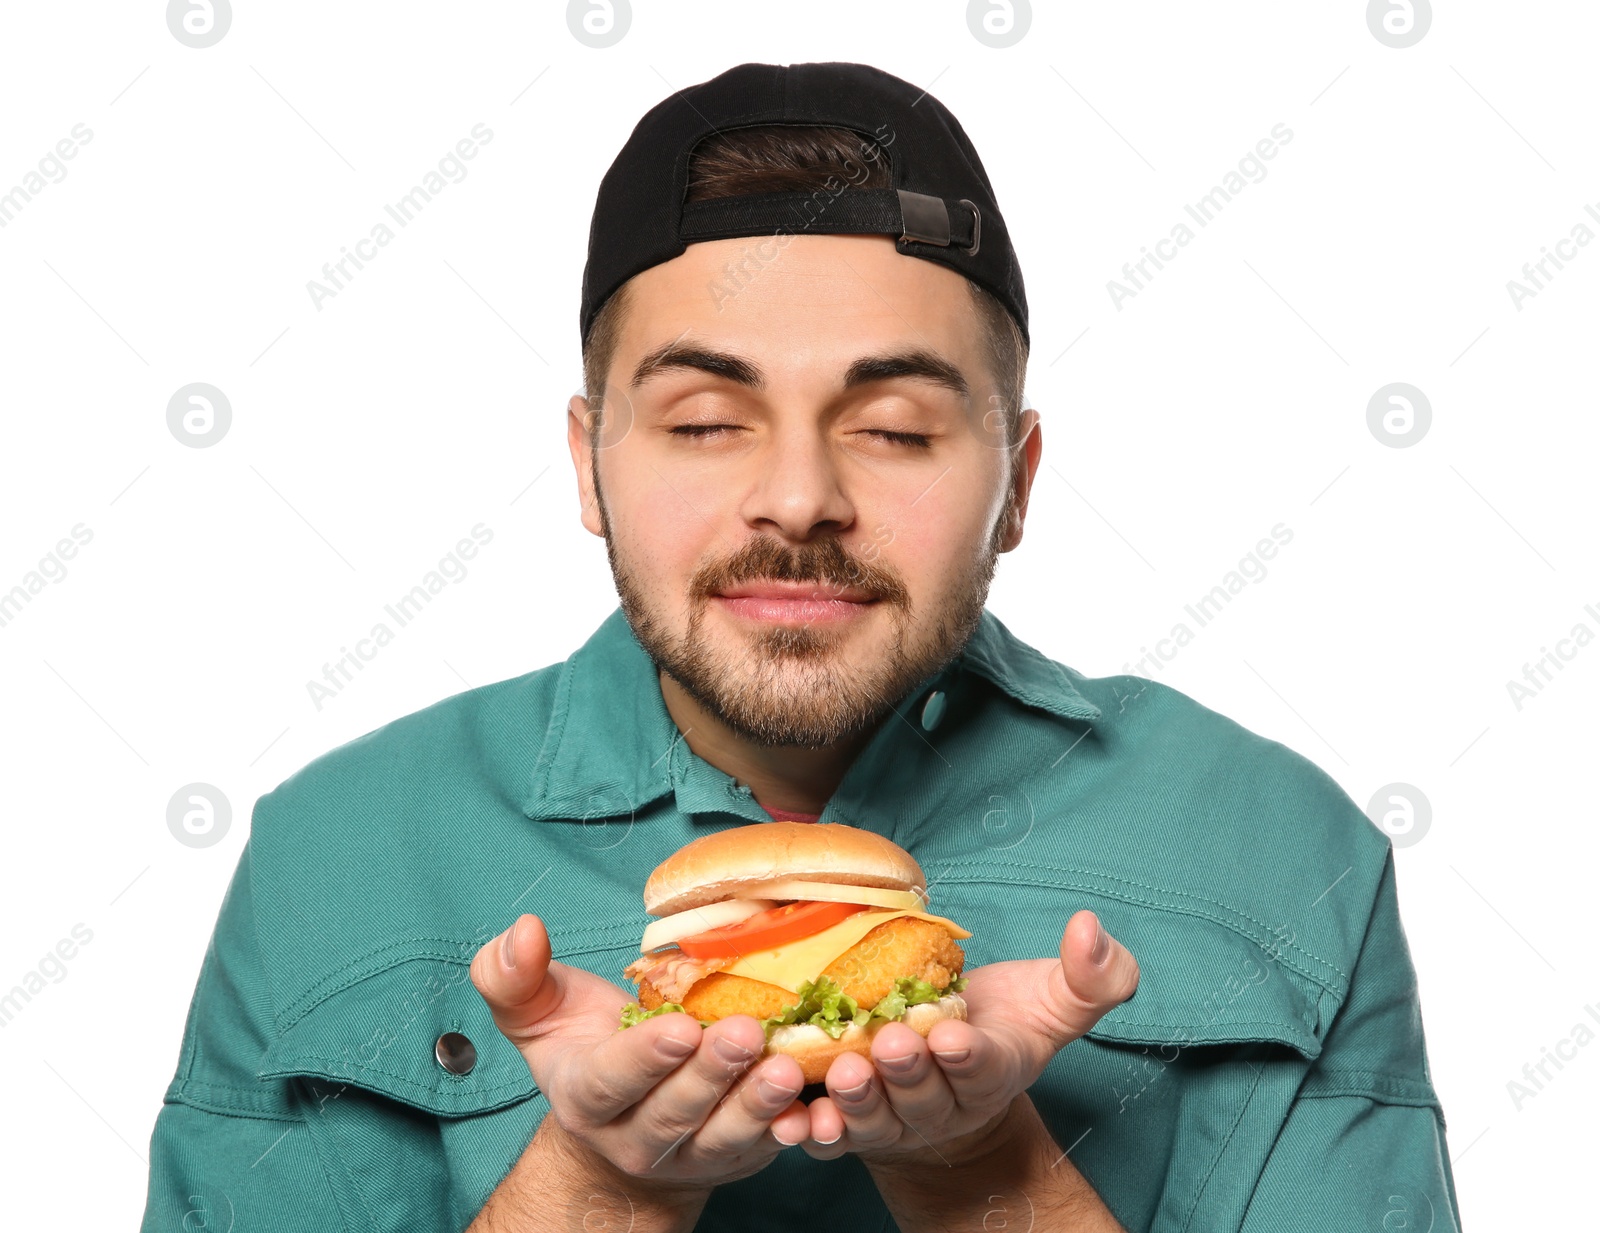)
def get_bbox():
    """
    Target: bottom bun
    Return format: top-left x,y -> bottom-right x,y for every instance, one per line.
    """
764,994 -> 967,1084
